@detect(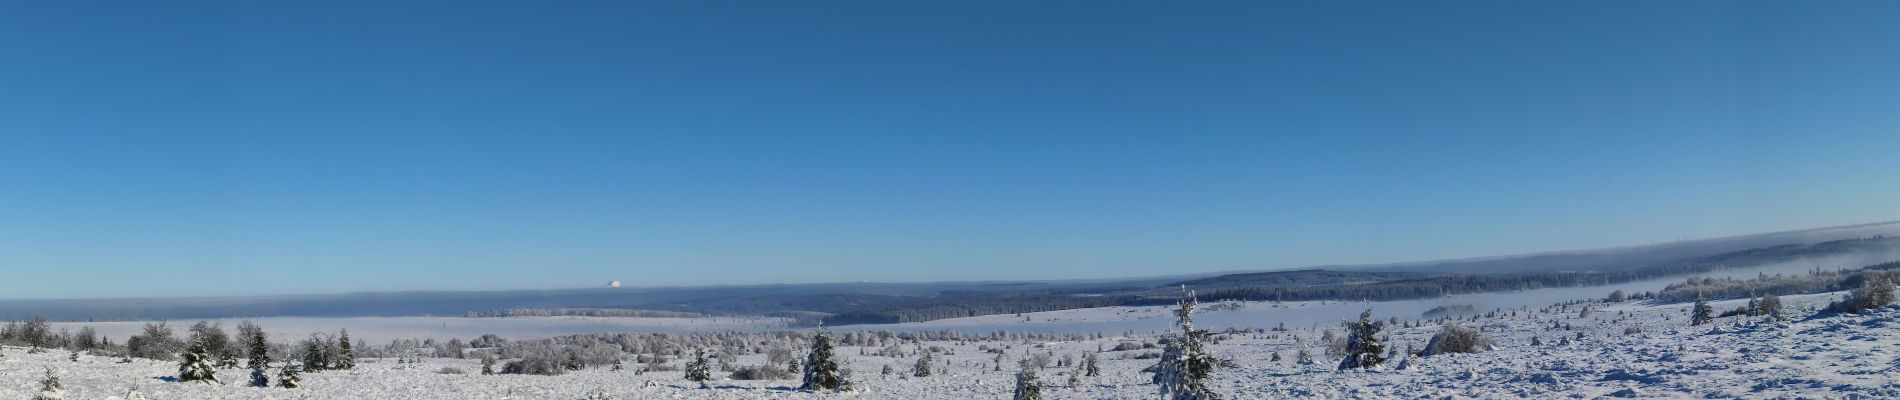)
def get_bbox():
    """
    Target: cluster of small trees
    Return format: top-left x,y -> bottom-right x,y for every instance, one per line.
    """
1828,277 -> 1896,314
